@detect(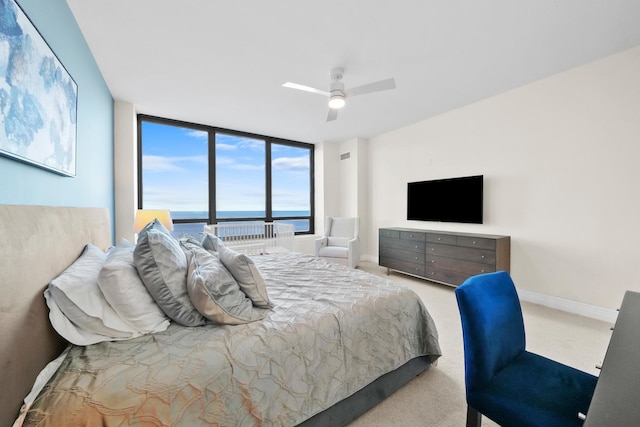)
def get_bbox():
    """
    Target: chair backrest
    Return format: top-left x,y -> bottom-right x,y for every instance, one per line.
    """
455,271 -> 526,392
325,217 -> 359,246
